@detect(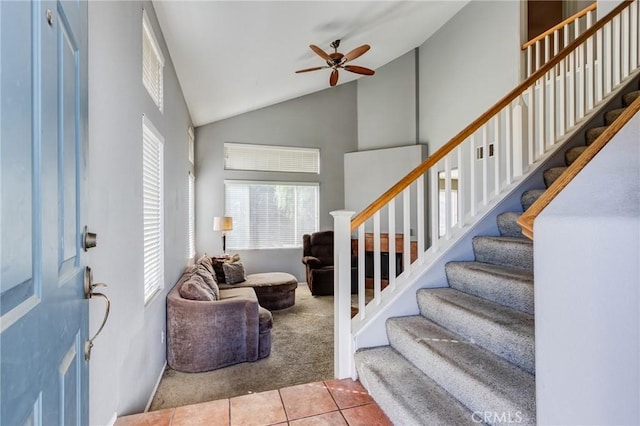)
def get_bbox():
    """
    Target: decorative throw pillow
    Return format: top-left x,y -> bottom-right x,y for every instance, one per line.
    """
223,261 -> 246,284
179,275 -> 215,301
194,264 -> 219,300
211,258 -> 226,283
196,254 -> 215,276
